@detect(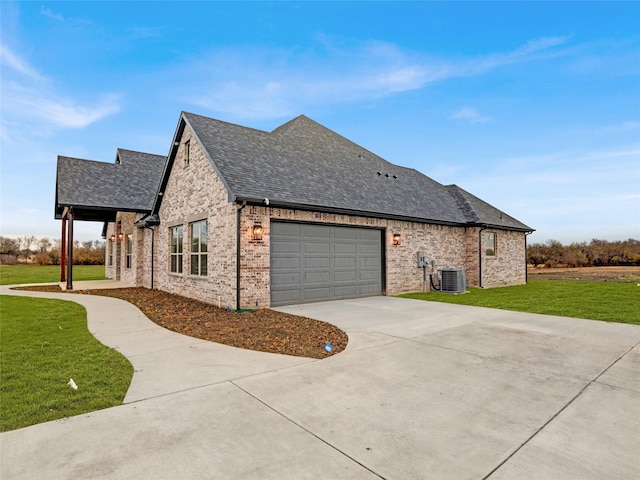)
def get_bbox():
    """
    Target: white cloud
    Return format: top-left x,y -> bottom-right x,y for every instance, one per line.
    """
15,93 -> 121,128
601,121 -> 640,132
0,43 -> 121,131
512,36 -> 571,57
40,6 -> 64,21
0,43 -> 42,80
450,107 -> 491,123
177,35 -> 570,120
